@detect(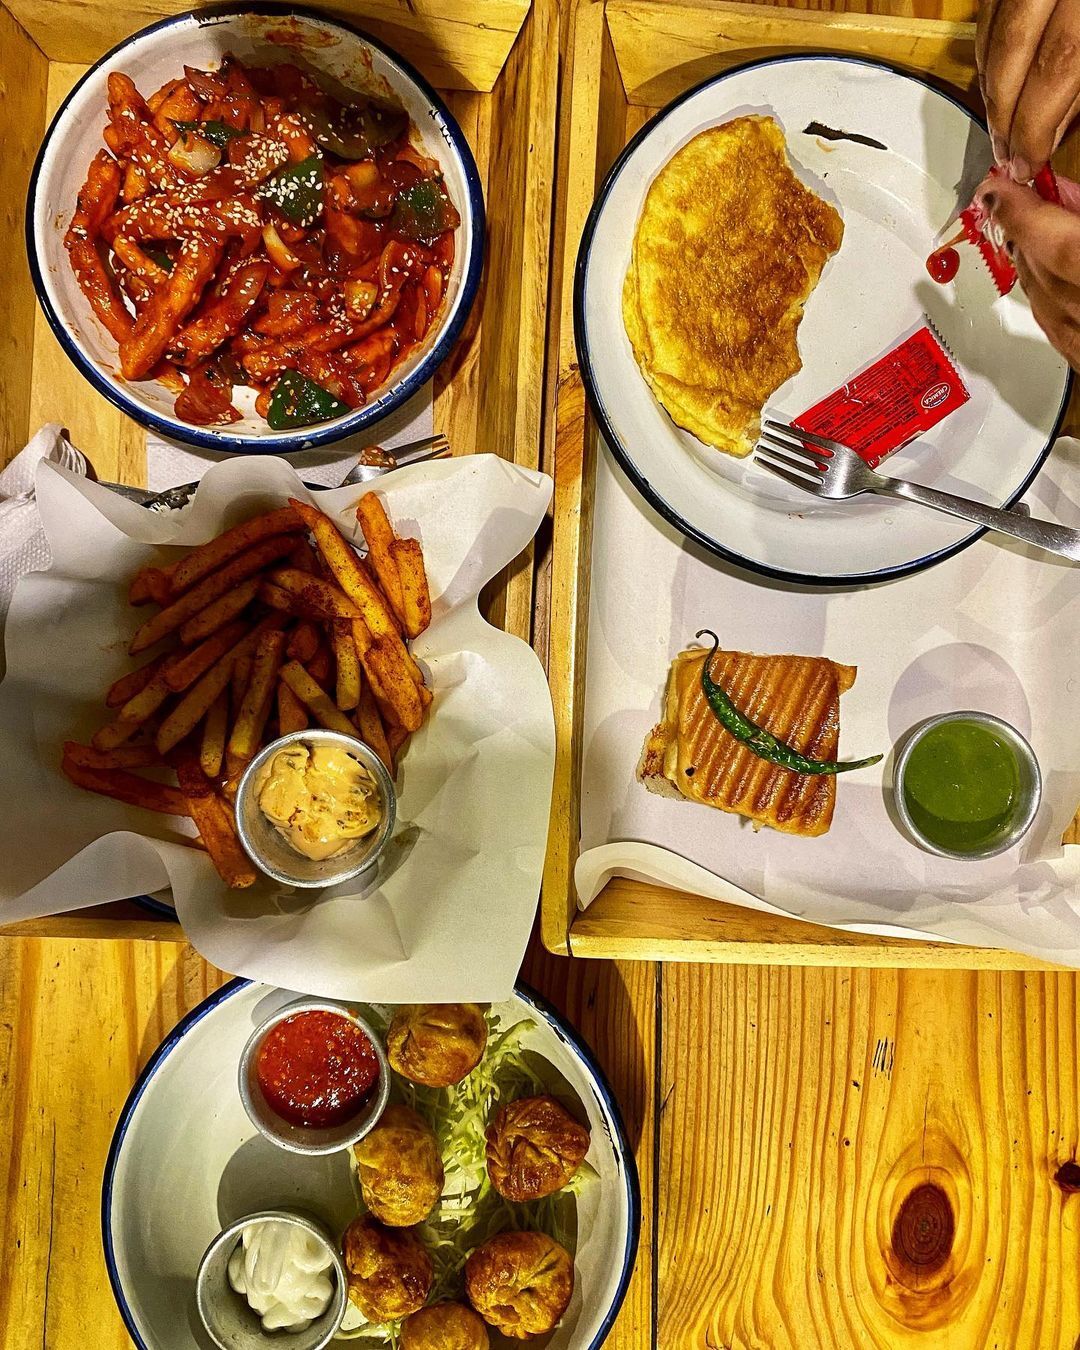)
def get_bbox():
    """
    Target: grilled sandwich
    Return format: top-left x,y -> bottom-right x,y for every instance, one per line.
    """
623,115 -> 844,457
638,644 -> 858,837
